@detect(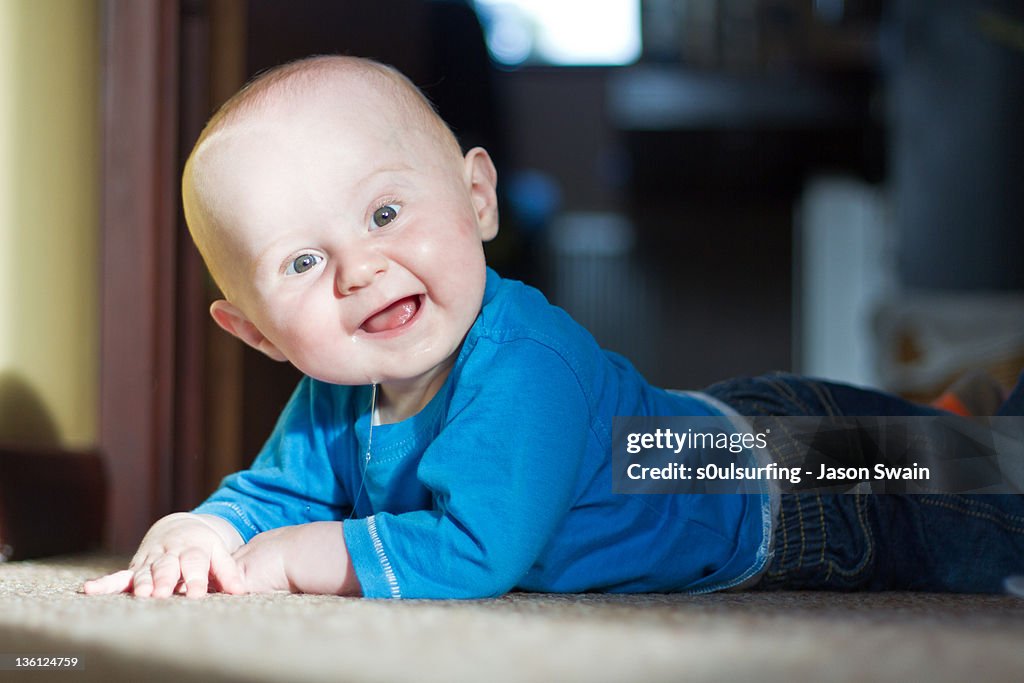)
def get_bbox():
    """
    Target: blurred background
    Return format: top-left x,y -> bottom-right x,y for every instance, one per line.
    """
1,0 -> 1022,554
